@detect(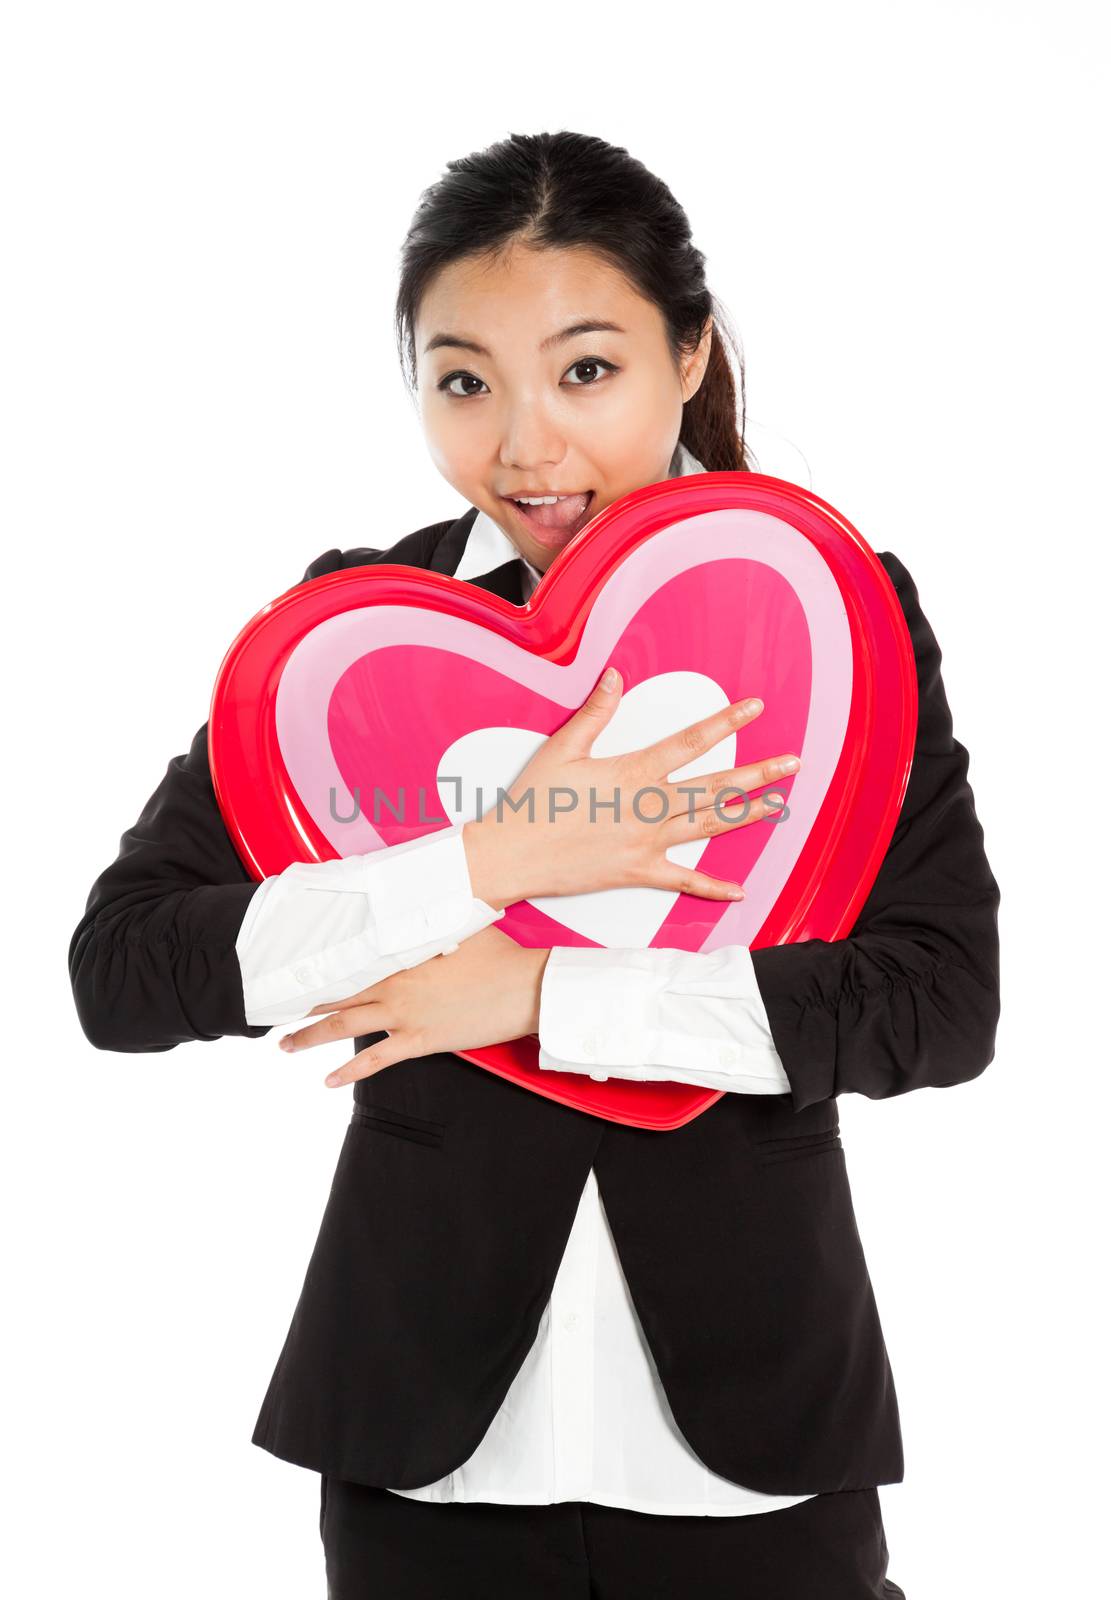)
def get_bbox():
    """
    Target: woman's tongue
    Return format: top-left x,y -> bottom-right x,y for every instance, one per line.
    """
517,492 -> 592,536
